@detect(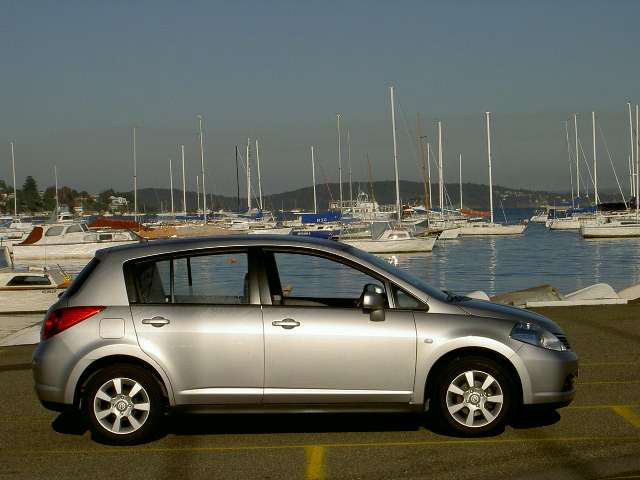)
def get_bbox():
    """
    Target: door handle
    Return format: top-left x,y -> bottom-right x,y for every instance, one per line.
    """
142,316 -> 170,327
272,318 -> 301,329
